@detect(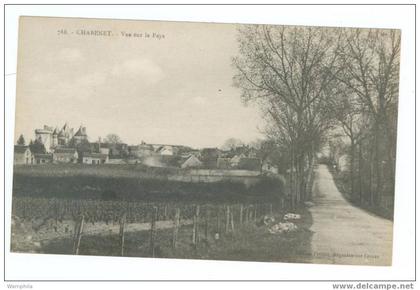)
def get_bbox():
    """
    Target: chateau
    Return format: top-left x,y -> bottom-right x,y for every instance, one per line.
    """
35,123 -> 88,152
